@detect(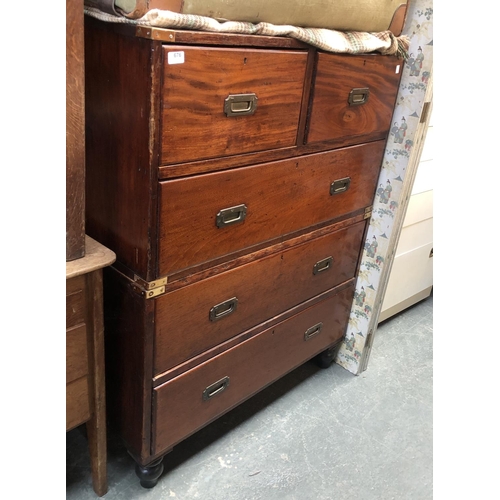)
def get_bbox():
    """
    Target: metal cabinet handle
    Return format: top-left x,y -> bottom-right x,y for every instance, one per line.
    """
209,297 -> 238,322
330,177 -> 351,195
313,256 -> 333,275
348,87 -> 370,106
224,93 -> 258,116
202,376 -> 230,401
216,204 -> 247,228
304,322 -> 323,341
